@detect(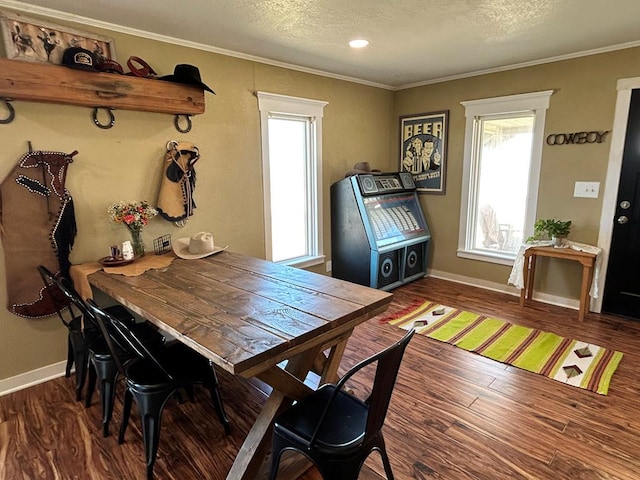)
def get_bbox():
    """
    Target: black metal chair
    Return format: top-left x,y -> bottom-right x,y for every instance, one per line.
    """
269,328 -> 415,480
37,265 -> 164,436
85,298 -> 231,480
37,264 -> 120,402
